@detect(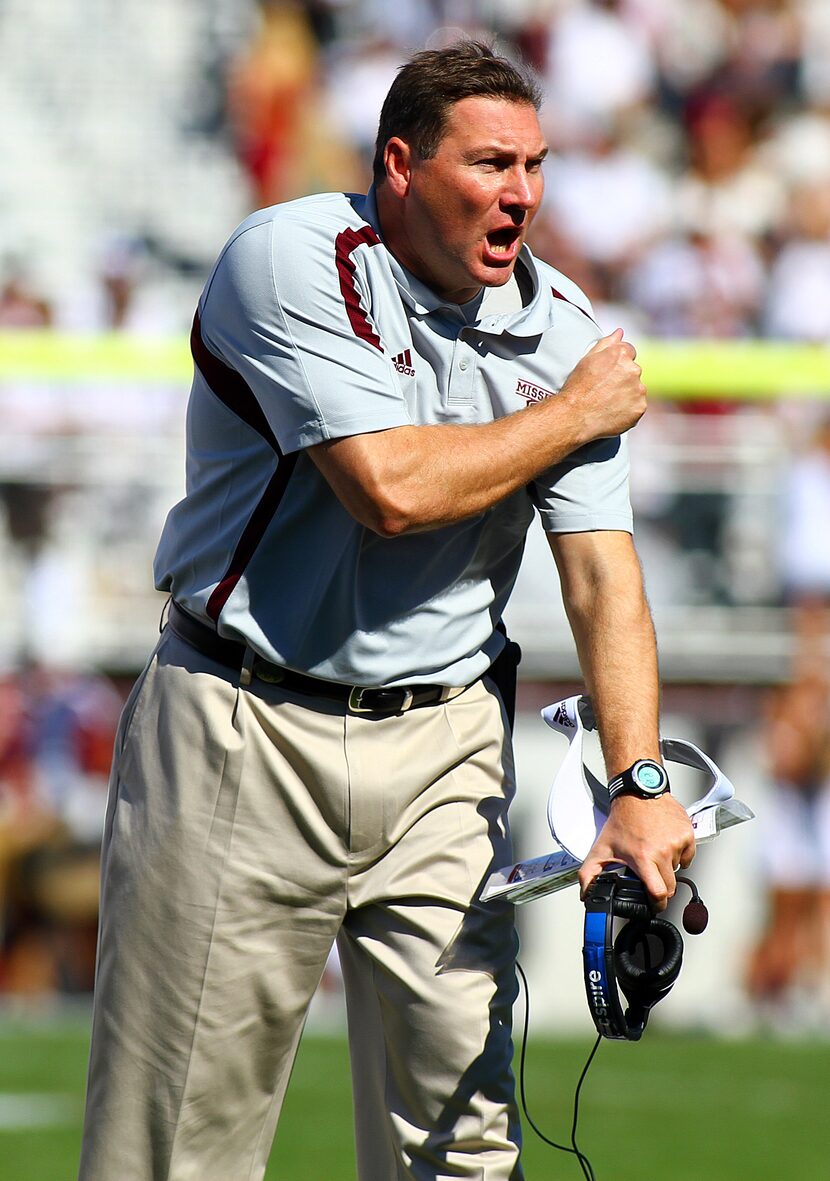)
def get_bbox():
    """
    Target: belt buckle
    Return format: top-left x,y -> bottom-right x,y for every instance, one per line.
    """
347,686 -> 373,714
348,686 -> 414,714
254,660 -> 285,685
